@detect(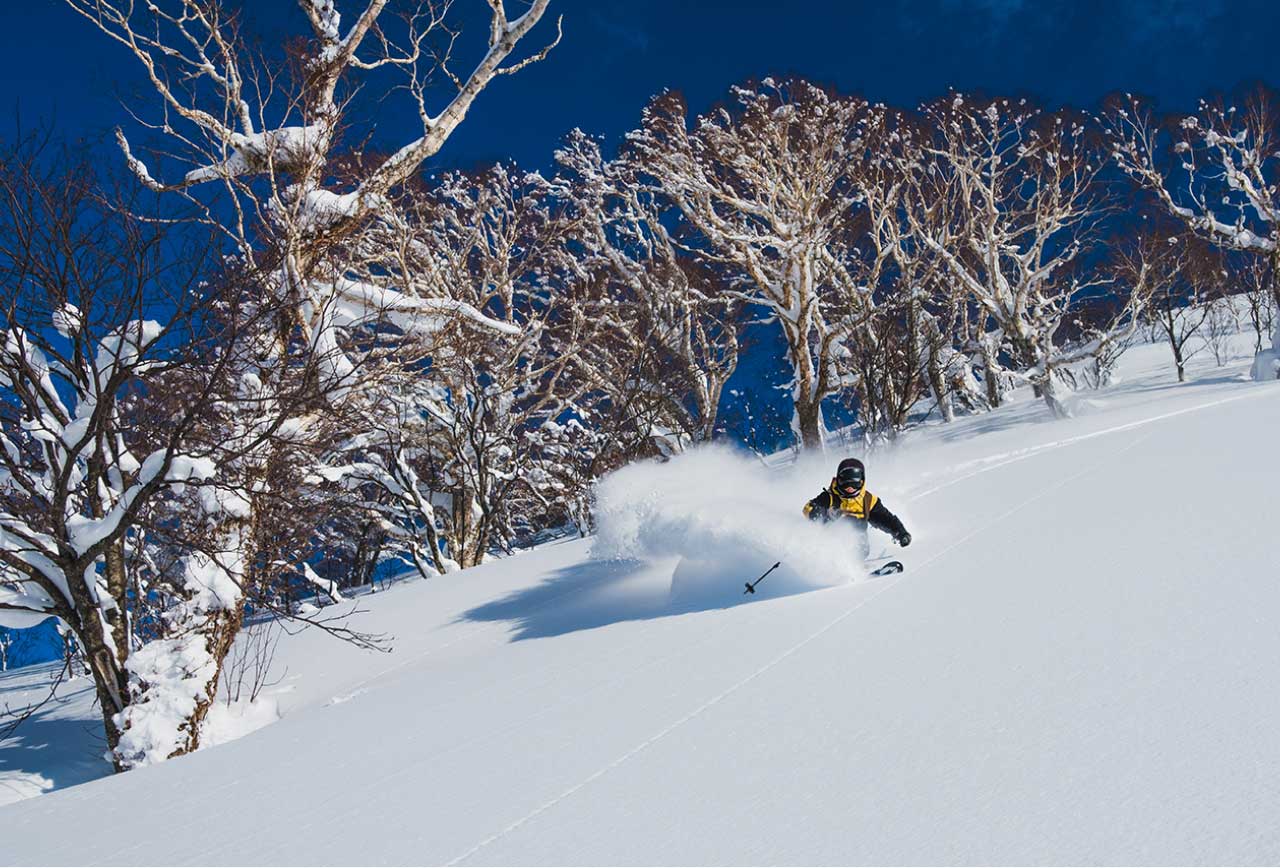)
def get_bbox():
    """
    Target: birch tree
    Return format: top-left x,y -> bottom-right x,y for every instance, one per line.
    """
0,142 -> 265,767
841,108 -> 977,434
628,80 -> 869,449
1240,253 -> 1277,356
314,164 -> 594,570
553,130 -> 742,449
1106,88 -> 1280,380
60,0 -> 560,764
1115,229 -> 1212,382
906,97 -> 1140,416
65,0 -> 559,390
